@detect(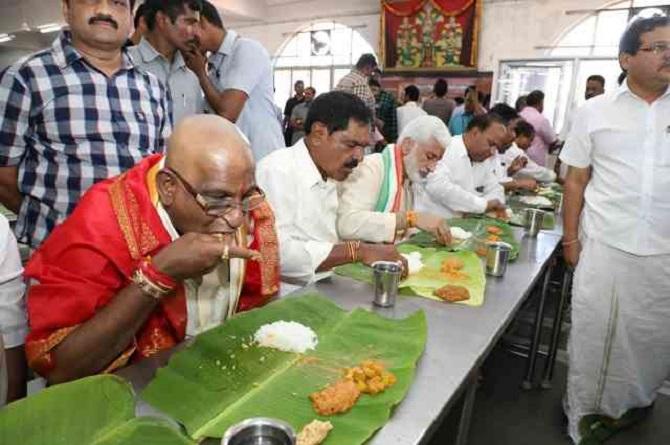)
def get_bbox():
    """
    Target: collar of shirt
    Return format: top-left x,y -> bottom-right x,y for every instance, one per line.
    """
403,101 -> 420,108
294,139 -> 331,189
613,78 -> 670,103
210,30 -> 238,70
53,30 -> 134,71
135,37 -> 188,71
